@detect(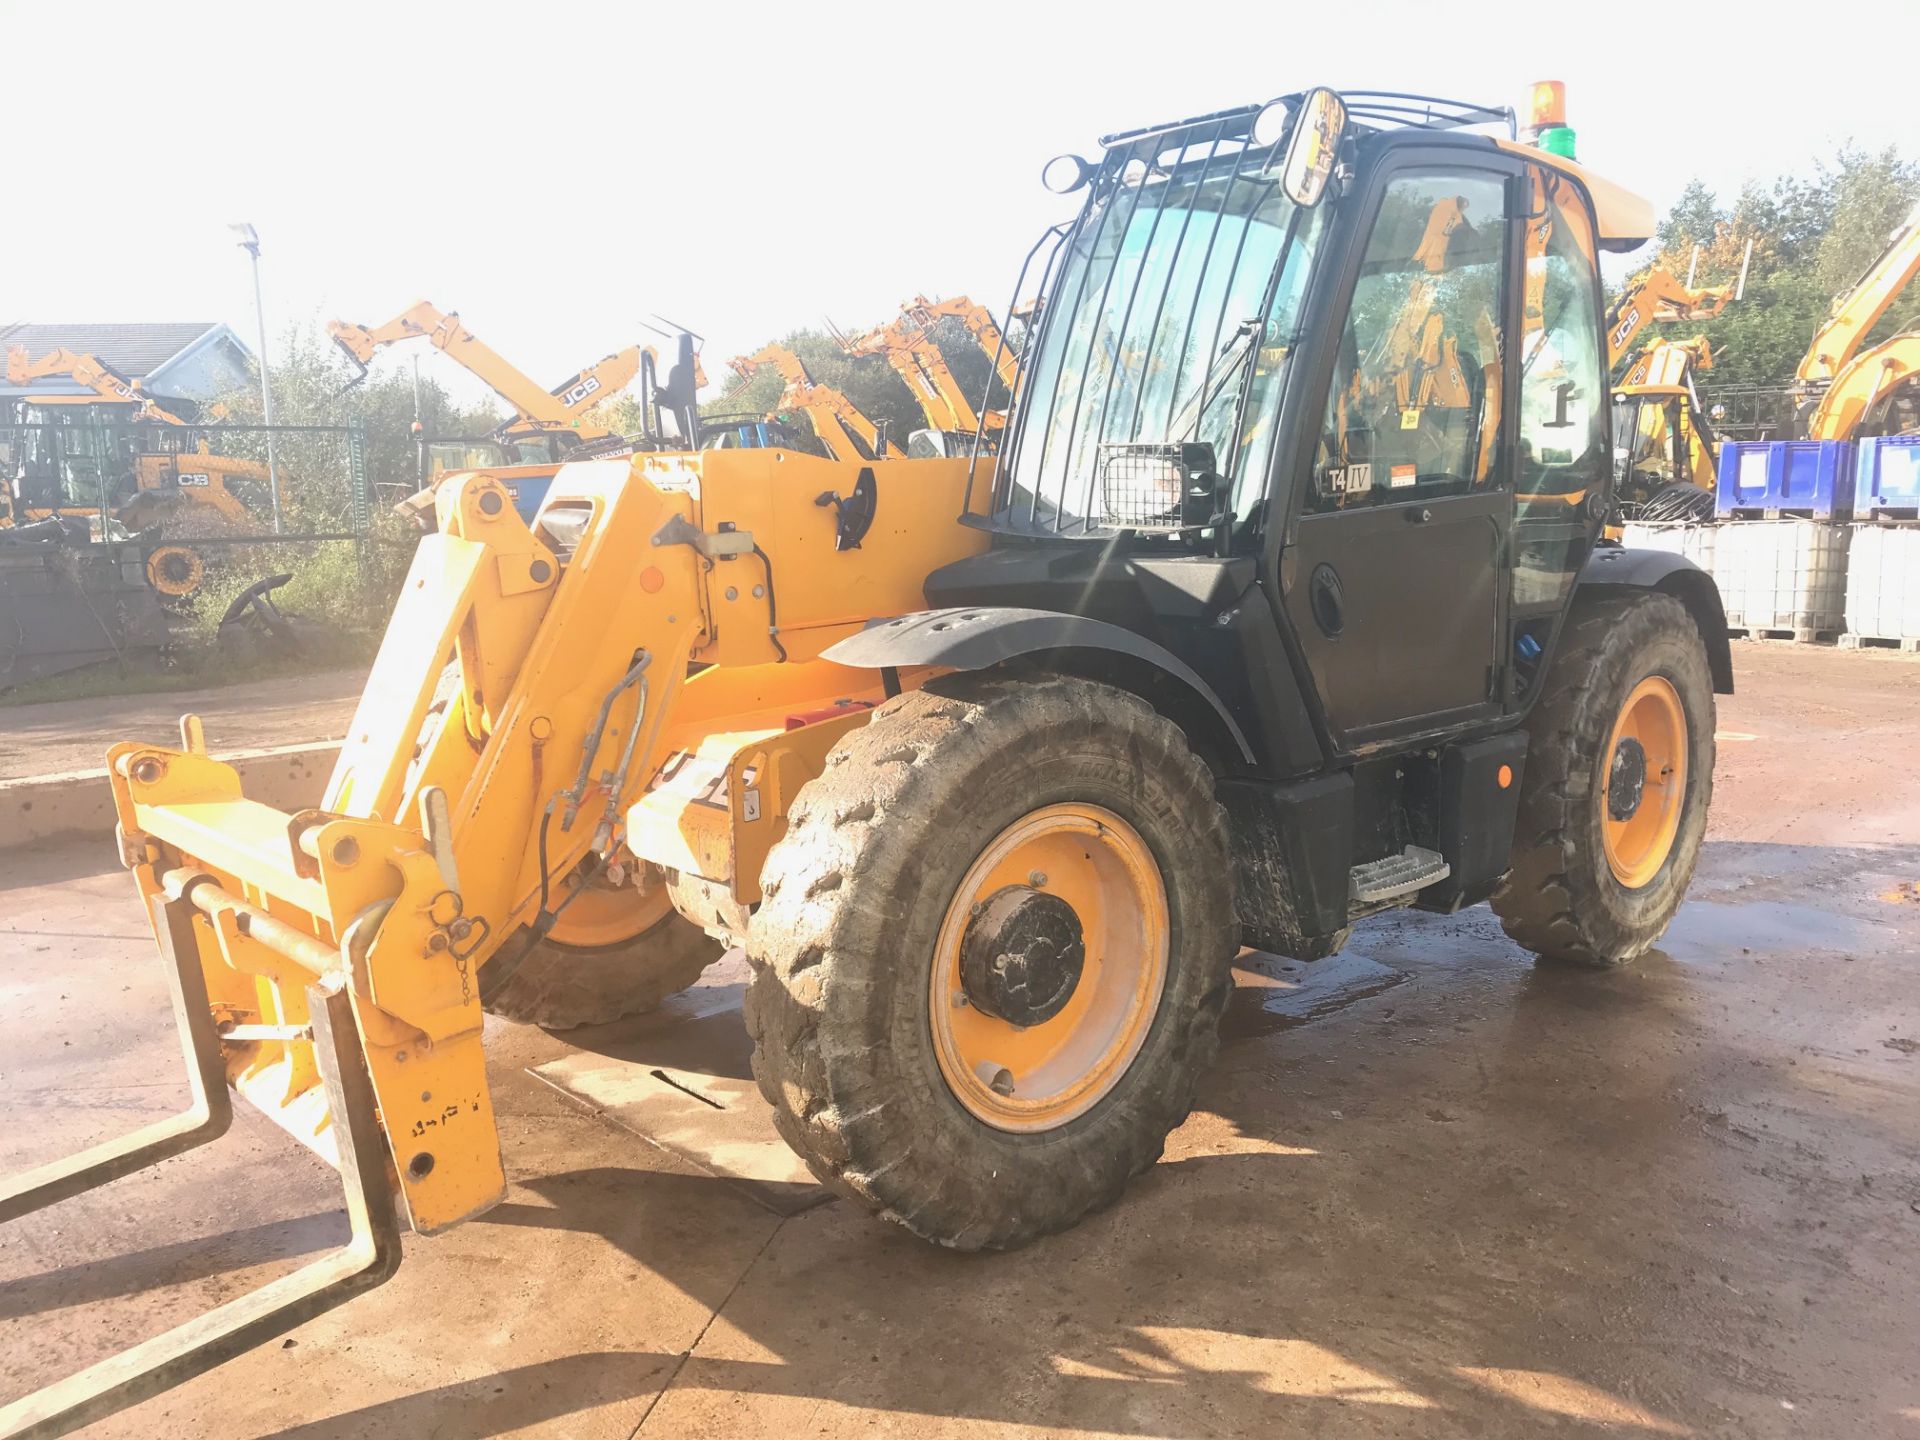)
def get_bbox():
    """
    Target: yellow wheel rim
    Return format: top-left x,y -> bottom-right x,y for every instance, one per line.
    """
145,546 -> 204,597
544,860 -> 673,949
930,803 -> 1168,1133
1601,675 -> 1688,890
